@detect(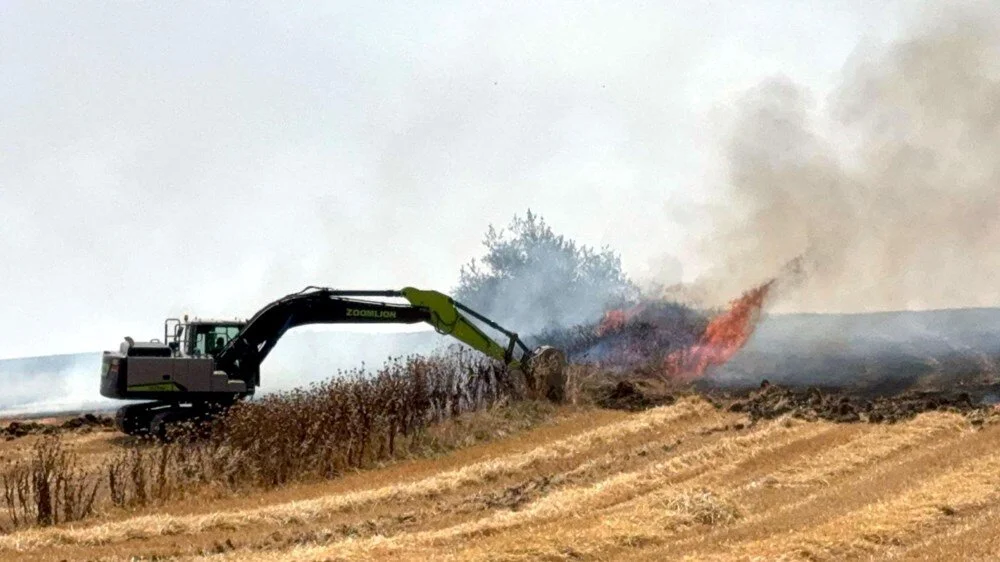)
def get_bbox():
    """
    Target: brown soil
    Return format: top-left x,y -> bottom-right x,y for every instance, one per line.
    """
1,413 -> 115,440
